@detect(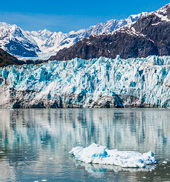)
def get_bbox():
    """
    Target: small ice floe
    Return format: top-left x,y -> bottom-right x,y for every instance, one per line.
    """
69,143 -> 157,168
162,161 -> 168,164
49,157 -> 53,160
